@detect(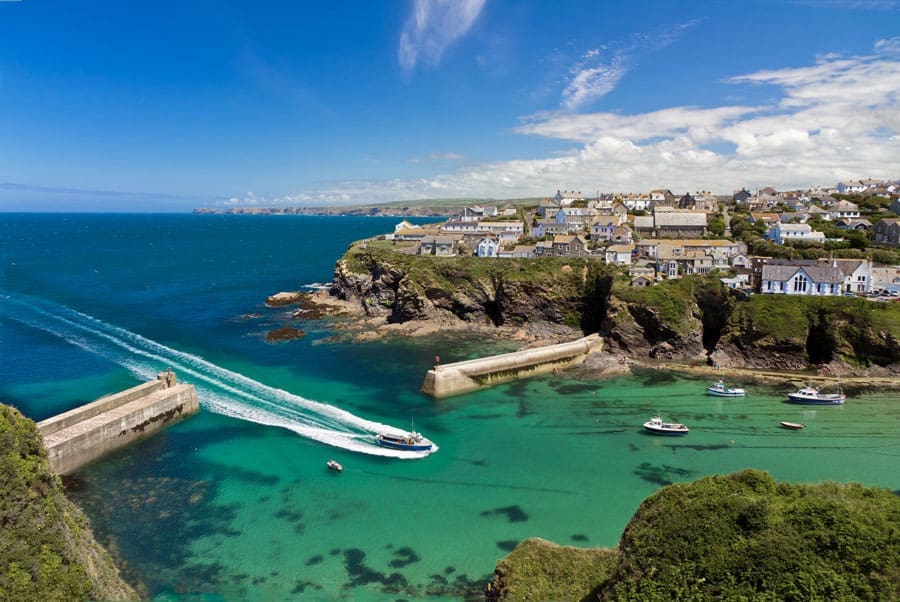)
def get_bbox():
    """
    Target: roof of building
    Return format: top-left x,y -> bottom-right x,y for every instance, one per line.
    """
762,263 -> 844,284
654,212 -> 707,227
